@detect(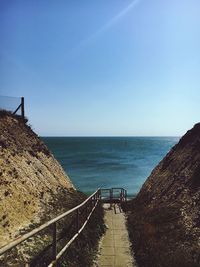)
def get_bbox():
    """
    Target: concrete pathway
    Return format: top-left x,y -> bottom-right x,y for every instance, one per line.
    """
97,204 -> 136,267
